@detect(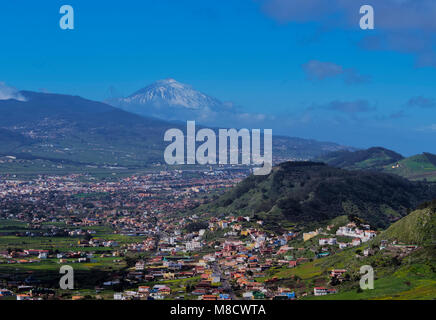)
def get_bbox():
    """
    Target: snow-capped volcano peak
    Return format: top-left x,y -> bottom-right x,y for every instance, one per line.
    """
156,78 -> 178,85
119,78 -> 221,110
